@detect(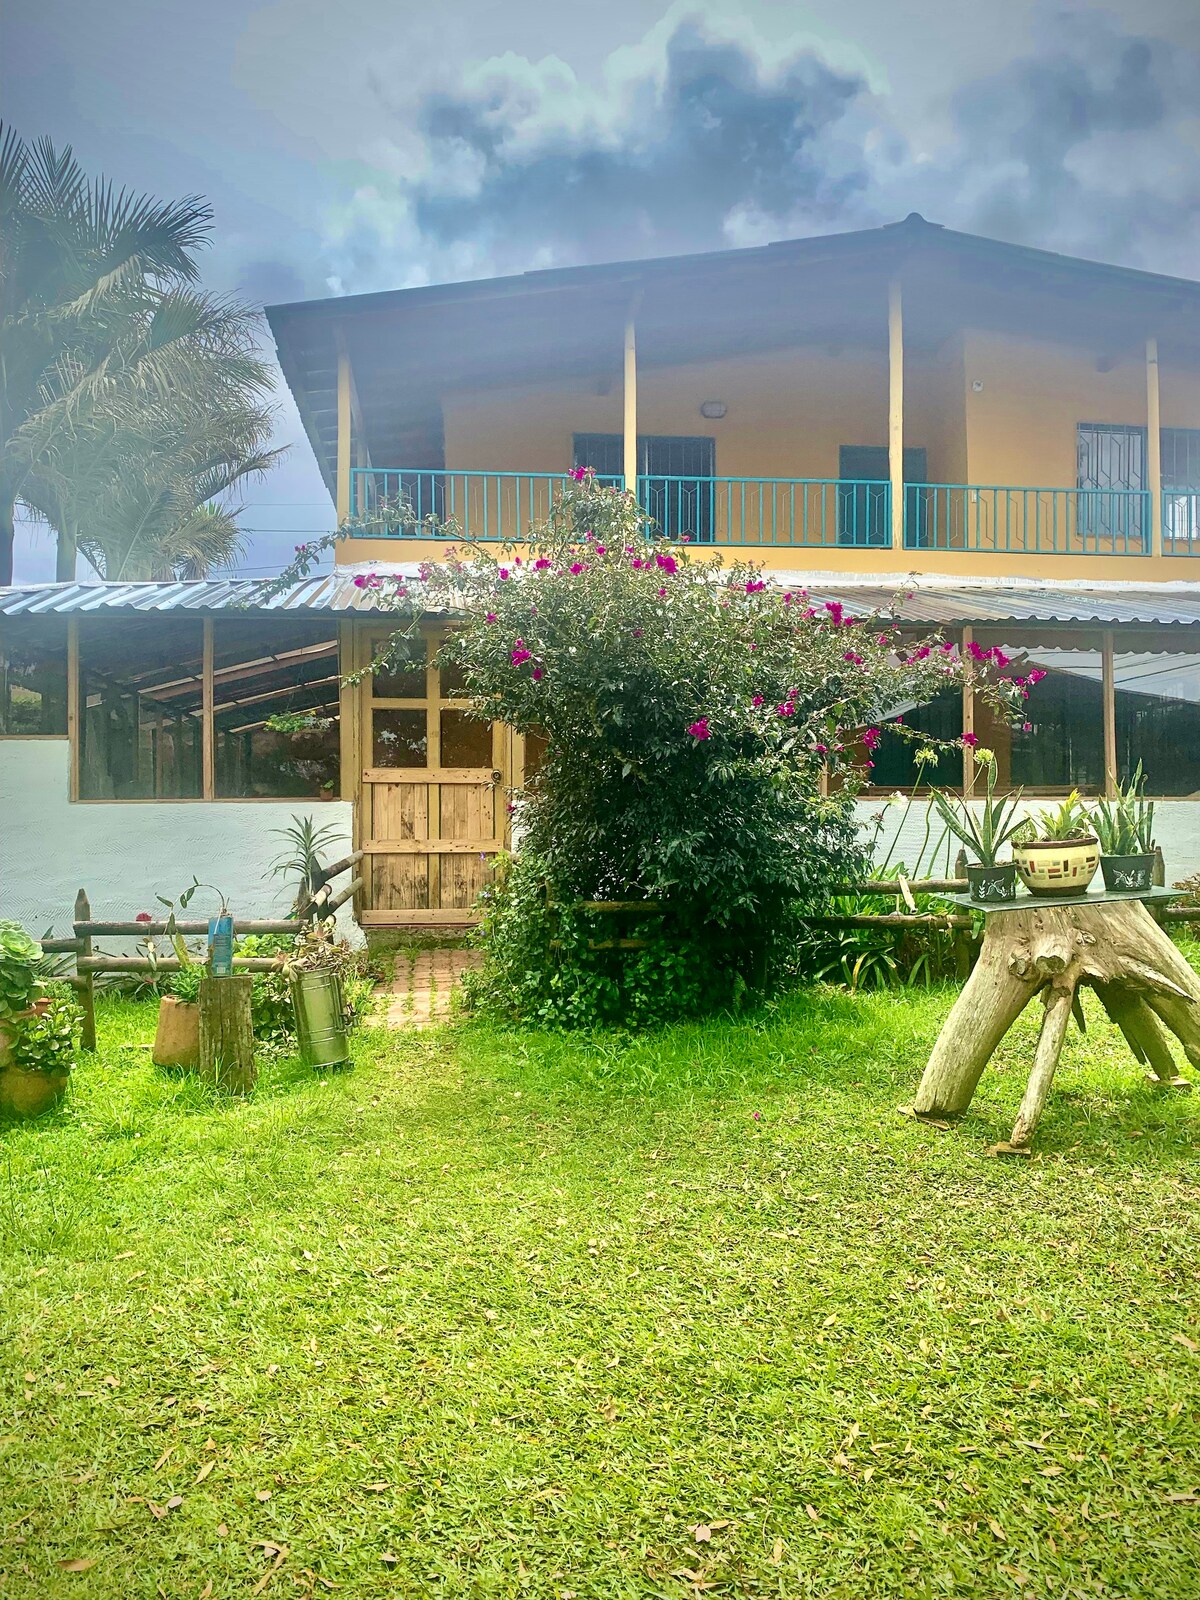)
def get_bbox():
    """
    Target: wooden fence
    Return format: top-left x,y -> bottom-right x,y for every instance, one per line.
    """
41,853 -> 364,1051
